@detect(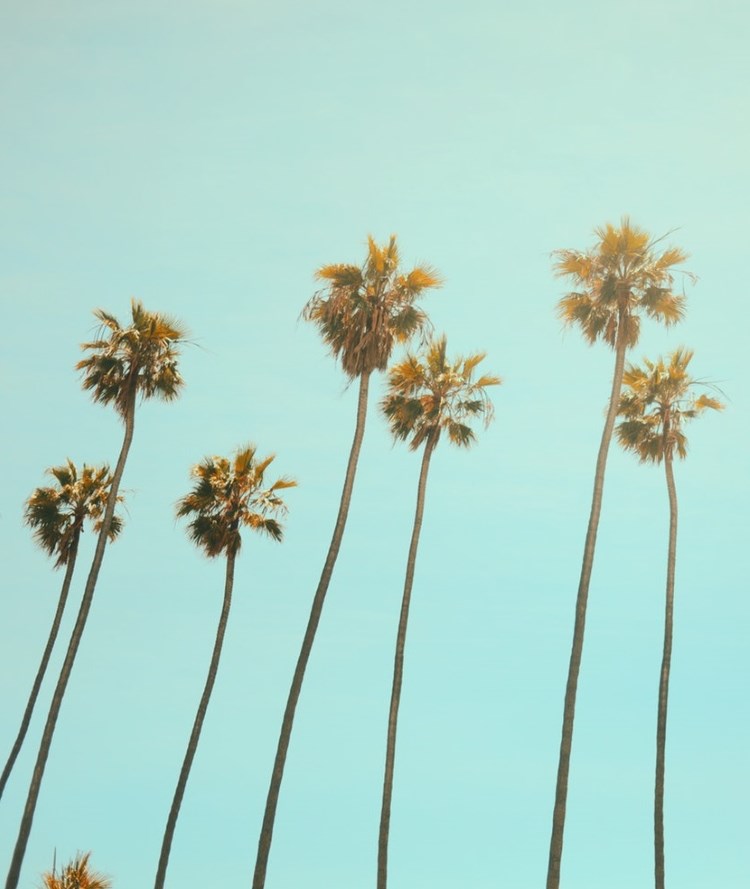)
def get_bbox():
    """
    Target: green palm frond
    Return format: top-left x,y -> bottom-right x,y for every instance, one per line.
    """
303,235 -> 441,378
555,217 -> 691,351
25,461 -> 125,567
77,299 -> 187,418
381,334 -> 500,452
616,348 -> 723,463
177,445 -> 296,558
